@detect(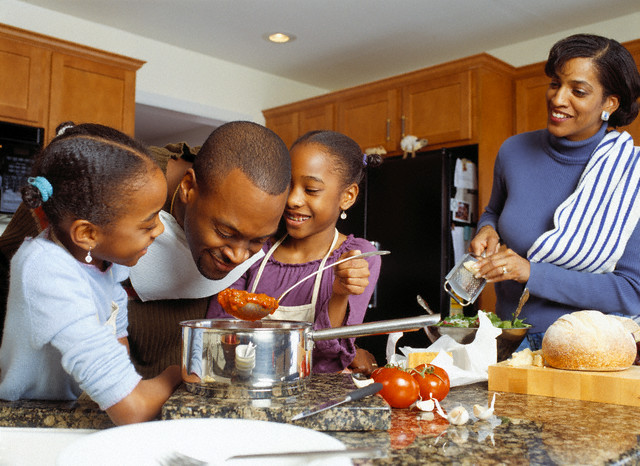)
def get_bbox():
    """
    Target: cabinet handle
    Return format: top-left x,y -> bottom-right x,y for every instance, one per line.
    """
401,115 -> 406,138
386,119 -> 390,141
